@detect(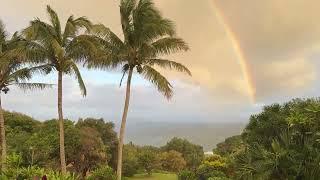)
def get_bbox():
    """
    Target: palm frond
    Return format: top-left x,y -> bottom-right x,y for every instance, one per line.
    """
63,16 -> 92,45
141,65 -> 172,99
90,24 -> 124,49
151,37 -> 189,55
28,64 -> 53,75
23,19 -> 56,41
66,34 -> 100,62
6,67 -> 32,83
46,5 -> 62,42
146,58 -> 191,75
132,0 -> 175,44
0,20 -> 7,46
120,0 -> 137,42
14,82 -> 54,91
69,61 -> 86,96
19,40 -> 48,64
